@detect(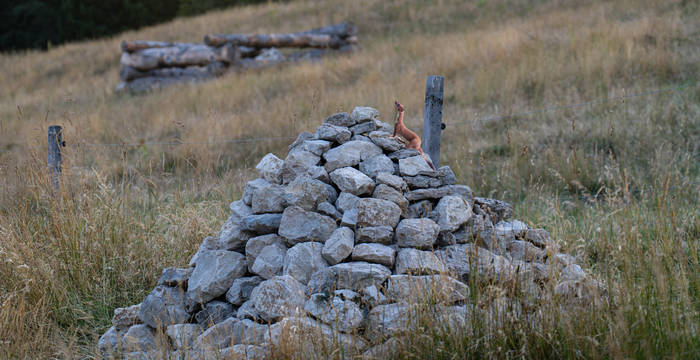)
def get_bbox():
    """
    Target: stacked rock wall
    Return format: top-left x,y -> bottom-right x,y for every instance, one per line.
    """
98,107 -> 604,359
